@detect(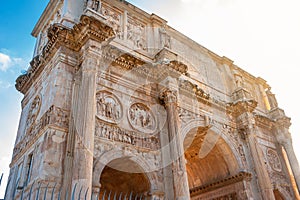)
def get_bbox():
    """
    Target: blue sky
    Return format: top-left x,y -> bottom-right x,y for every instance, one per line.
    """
1,0 -> 300,197
0,0 -> 48,196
